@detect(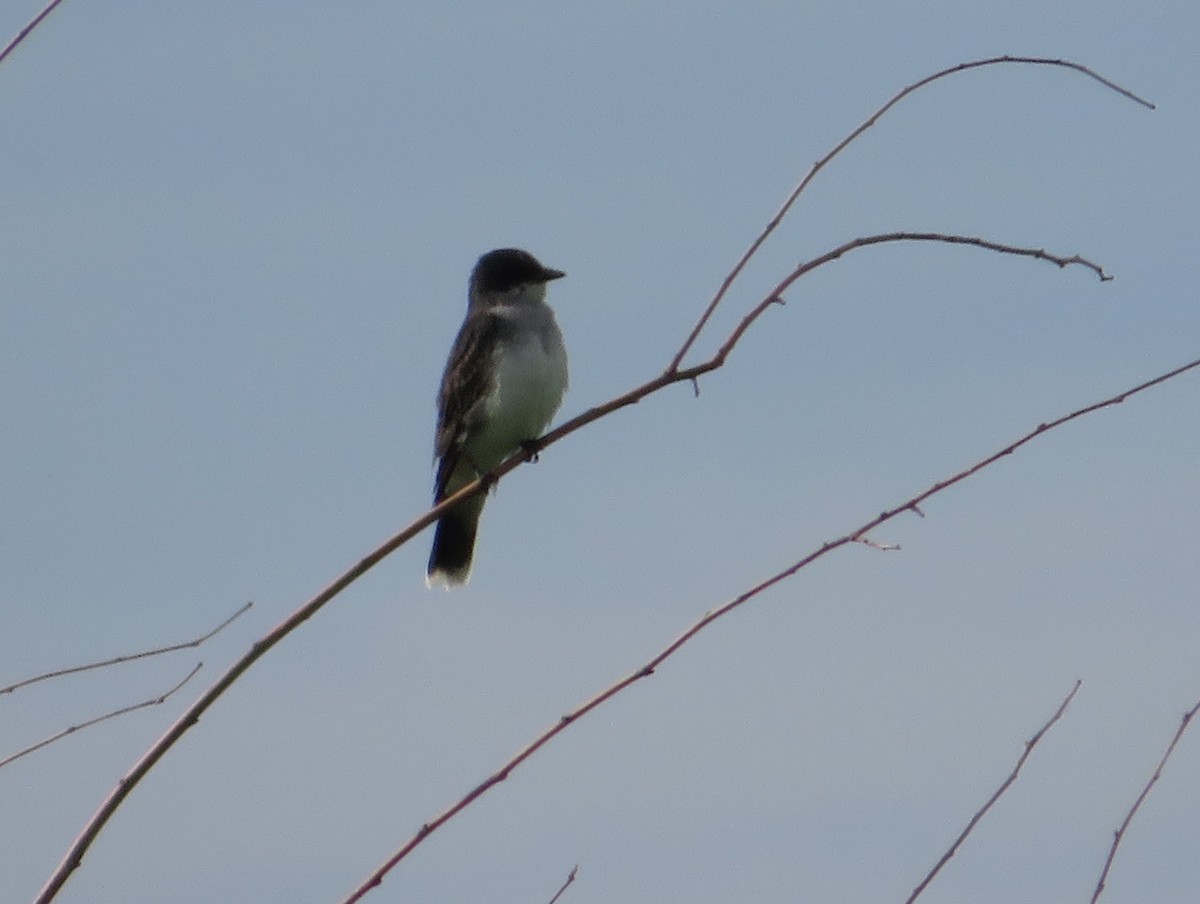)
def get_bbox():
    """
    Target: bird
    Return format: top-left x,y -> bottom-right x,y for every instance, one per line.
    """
426,248 -> 569,588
